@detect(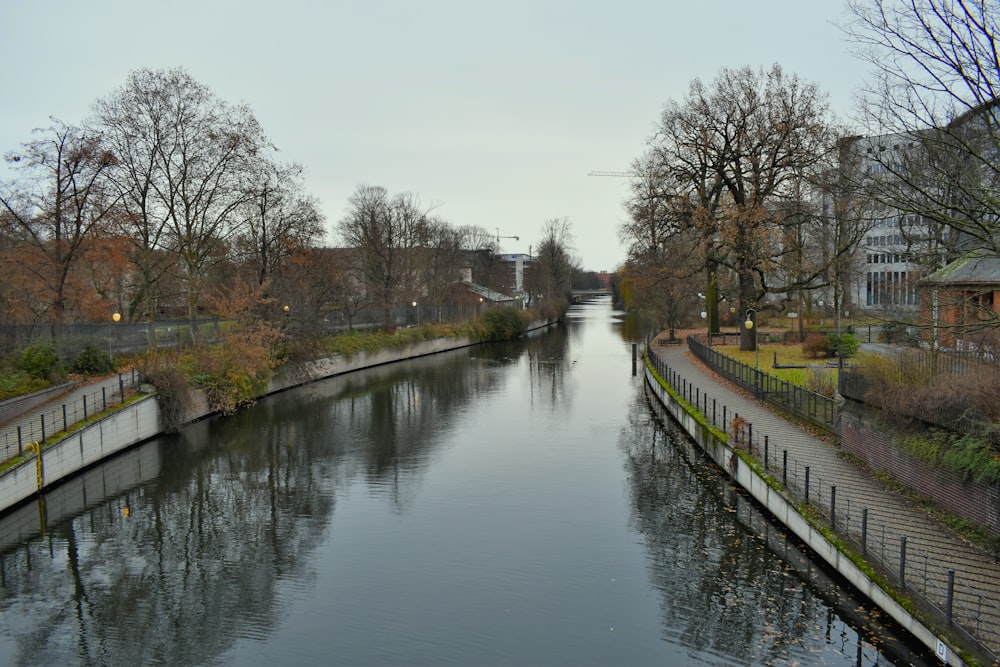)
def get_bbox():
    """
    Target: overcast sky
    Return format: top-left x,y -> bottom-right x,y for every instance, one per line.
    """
2,1 -> 872,272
